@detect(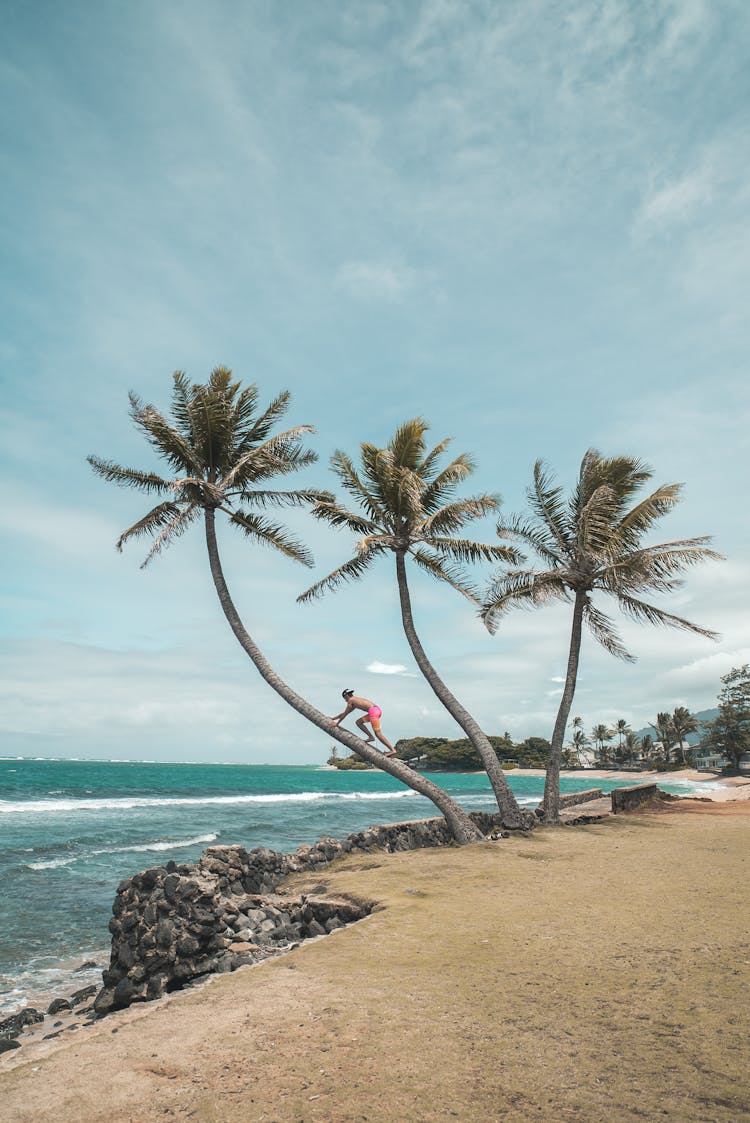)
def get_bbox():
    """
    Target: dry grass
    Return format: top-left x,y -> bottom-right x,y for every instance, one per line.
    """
2,811 -> 749,1122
